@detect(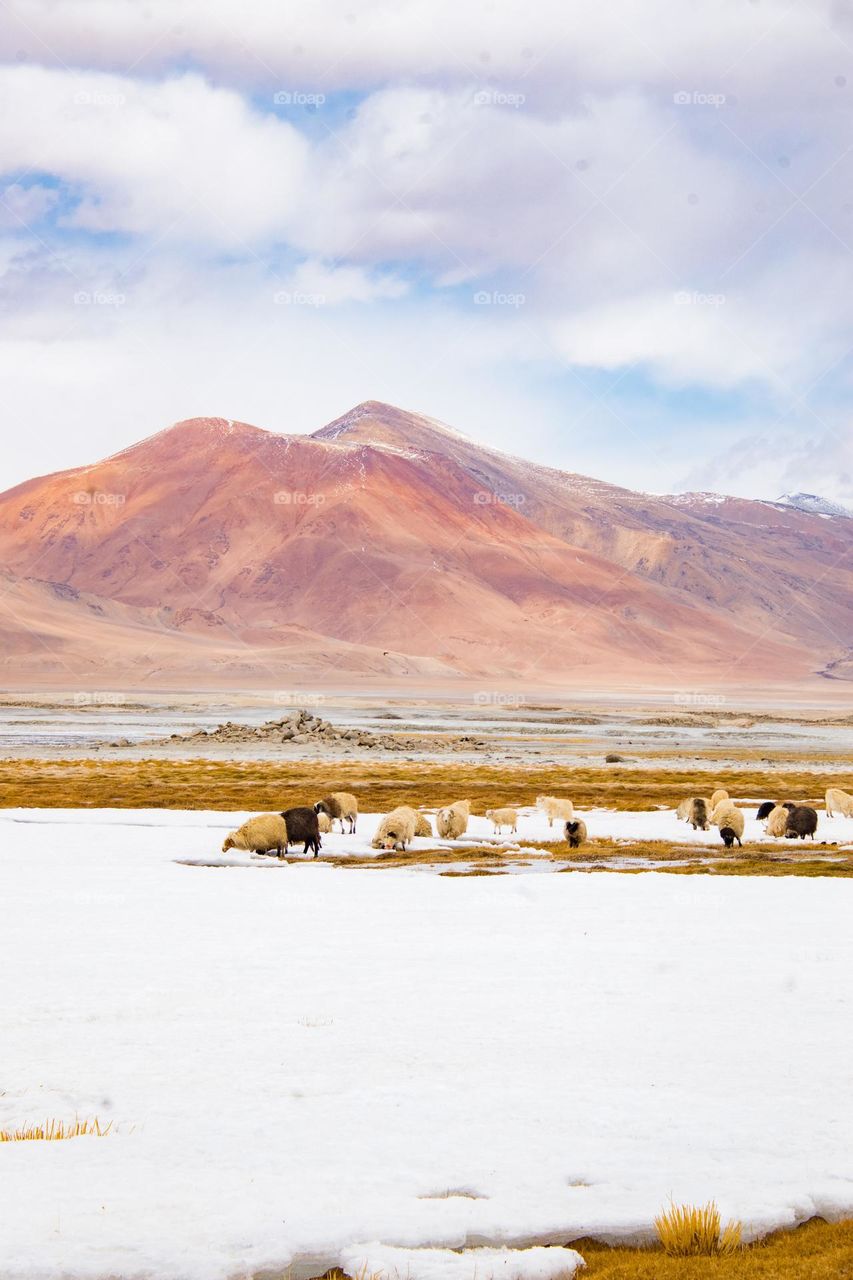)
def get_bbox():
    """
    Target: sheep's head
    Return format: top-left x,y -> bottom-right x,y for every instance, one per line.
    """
222,835 -> 235,853
314,800 -> 330,816
535,795 -> 552,807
